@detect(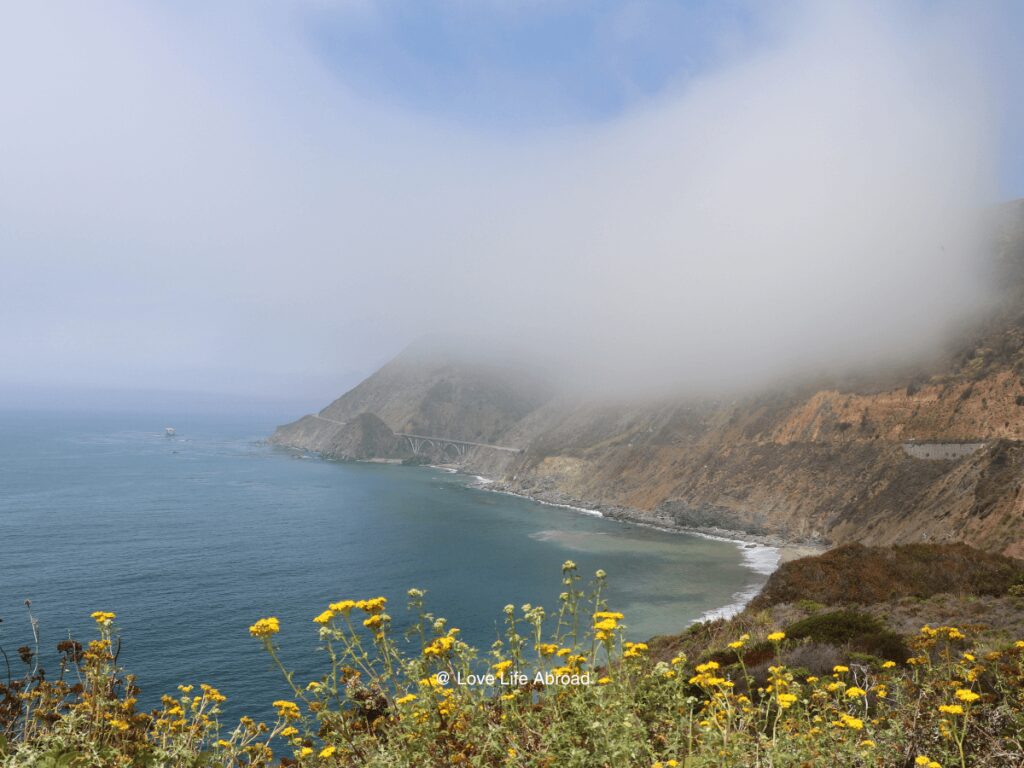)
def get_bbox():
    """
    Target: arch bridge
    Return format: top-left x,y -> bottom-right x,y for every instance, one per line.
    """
395,433 -> 523,458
